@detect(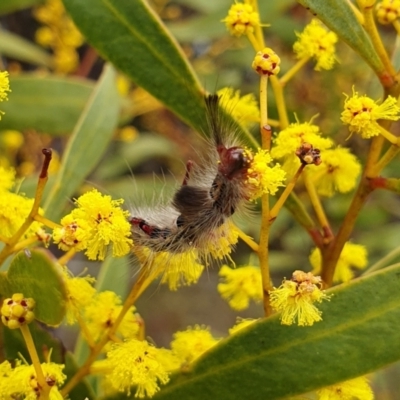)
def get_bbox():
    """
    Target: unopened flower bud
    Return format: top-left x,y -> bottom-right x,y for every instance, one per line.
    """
1,293 -> 35,329
376,0 -> 400,24
252,48 -> 280,76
